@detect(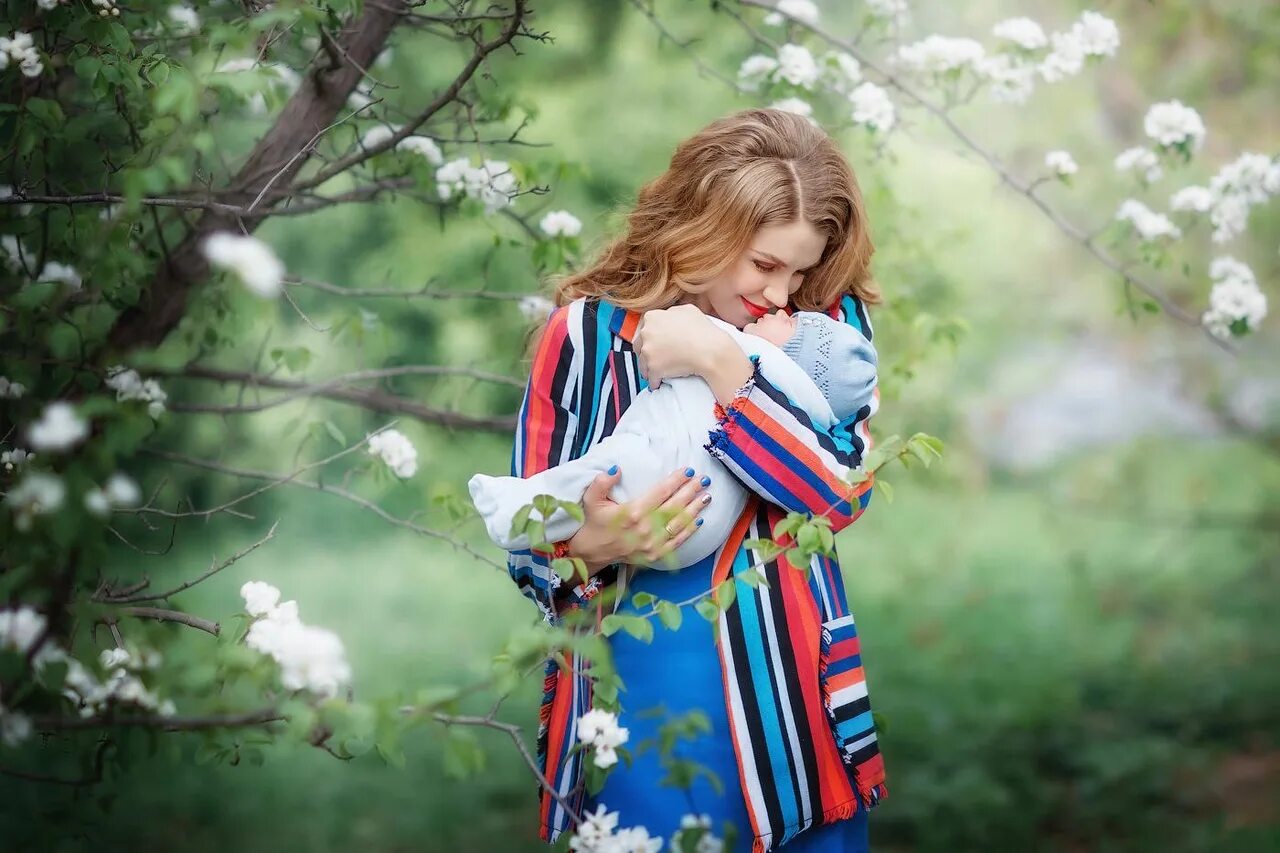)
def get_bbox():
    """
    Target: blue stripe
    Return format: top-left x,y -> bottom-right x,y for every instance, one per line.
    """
722,412 -> 855,518
731,547 -> 801,833
837,710 -> 874,742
